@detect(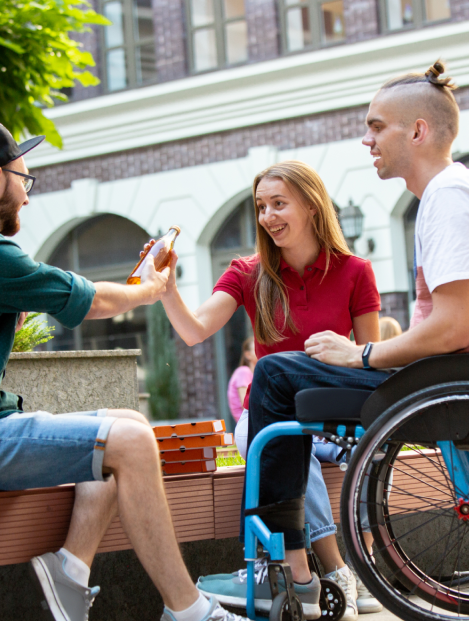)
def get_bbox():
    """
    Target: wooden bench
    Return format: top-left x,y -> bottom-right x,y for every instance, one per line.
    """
0,450 -> 441,566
